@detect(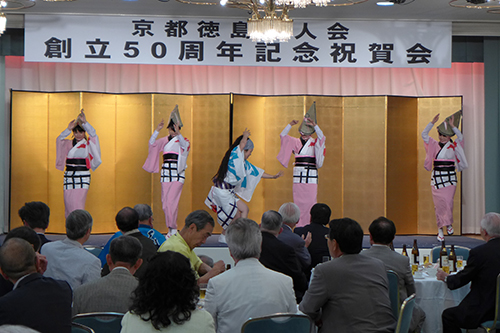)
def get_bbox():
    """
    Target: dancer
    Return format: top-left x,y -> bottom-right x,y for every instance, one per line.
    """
277,102 -> 326,227
56,110 -> 101,218
143,105 -> 190,237
422,111 -> 468,241
205,129 -> 283,242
